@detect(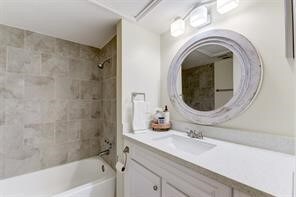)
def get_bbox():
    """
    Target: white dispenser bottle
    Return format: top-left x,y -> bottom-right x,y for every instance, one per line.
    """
163,105 -> 170,124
